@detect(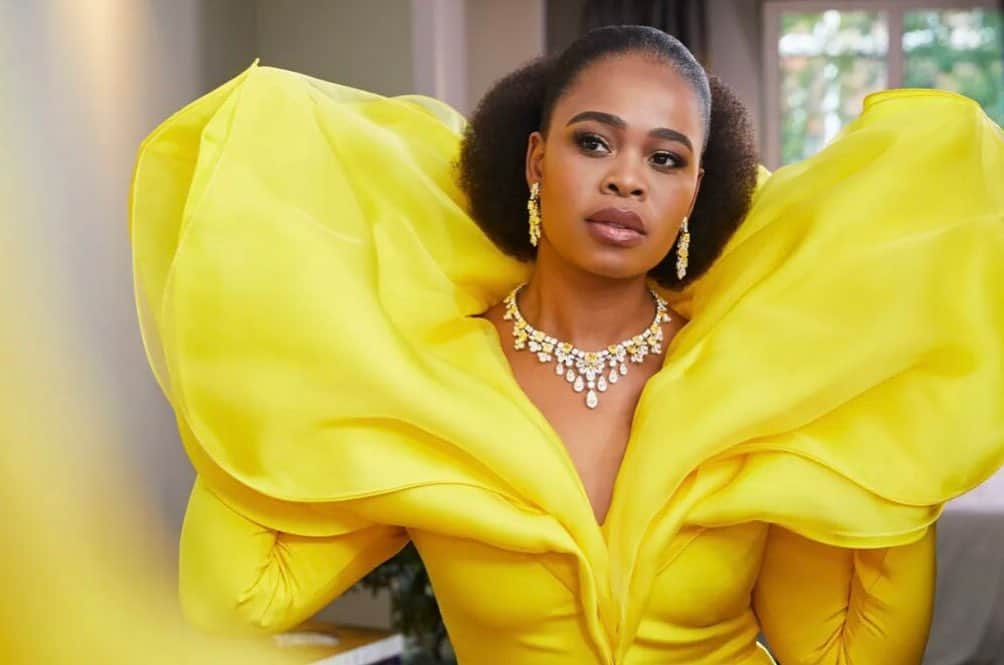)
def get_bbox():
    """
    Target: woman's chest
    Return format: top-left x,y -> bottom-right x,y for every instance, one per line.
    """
505,342 -> 661,526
